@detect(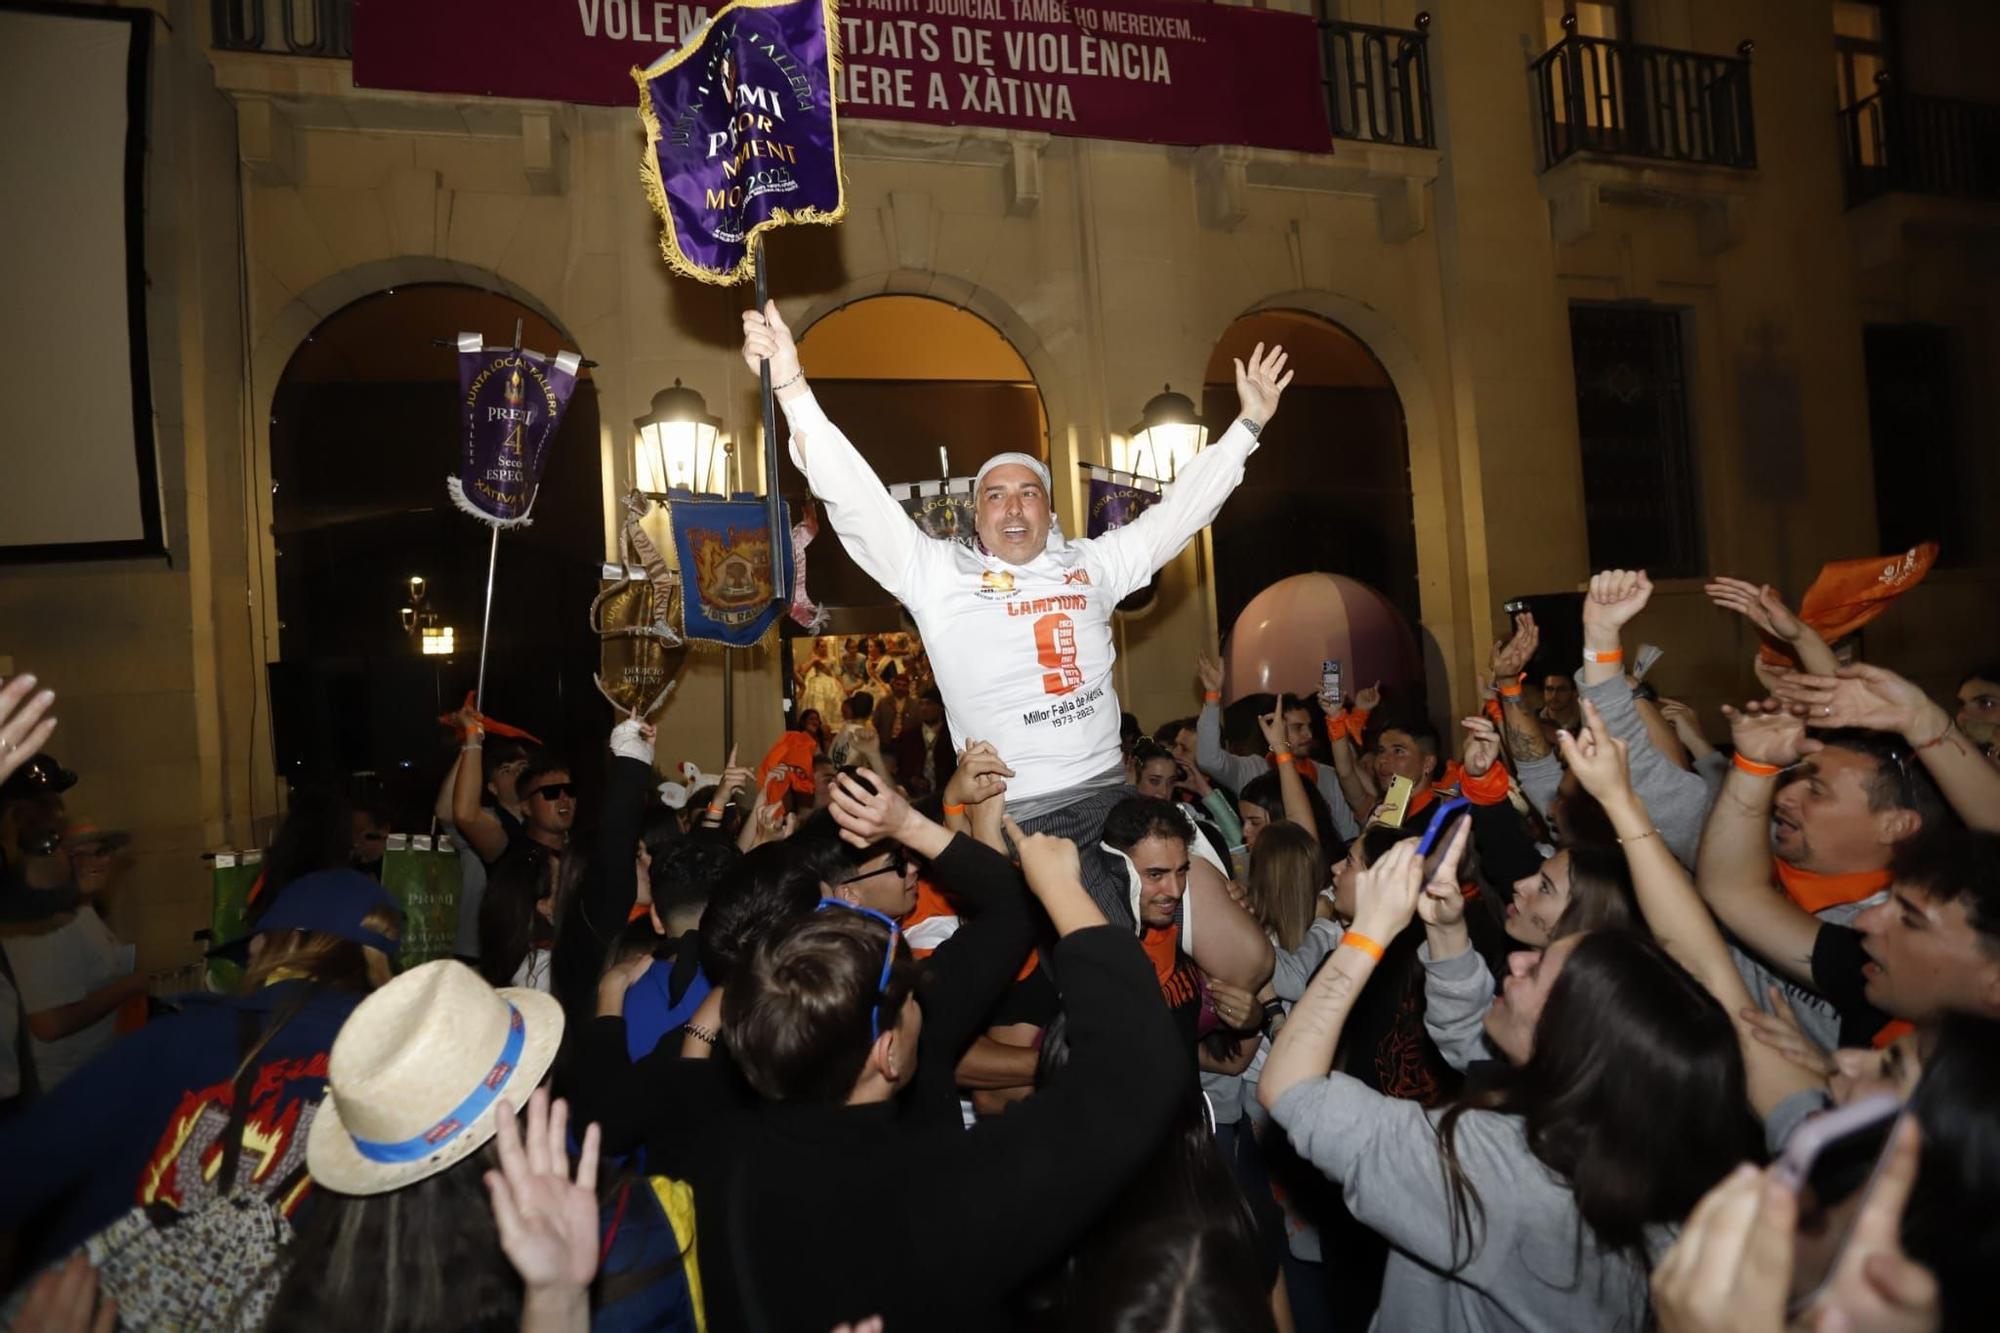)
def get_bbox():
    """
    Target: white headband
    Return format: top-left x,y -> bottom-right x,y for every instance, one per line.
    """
974,452 -> 1052,494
